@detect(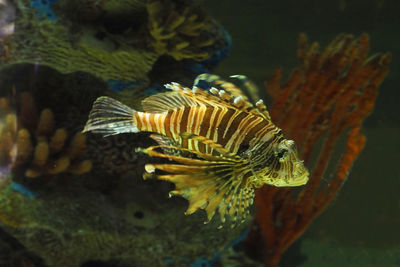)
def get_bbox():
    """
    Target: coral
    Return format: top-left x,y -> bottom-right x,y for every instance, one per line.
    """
0,91 -> 91,179
0,96 -> 17,179
3,0 -> 230,91
0,168 -> 250,266
147,0 -> 214,61
86,134 -> 139,176
5,0 -> 158,83
246,33 -> 391,266
8,20 -> 157,83
30,0 -> 59,20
